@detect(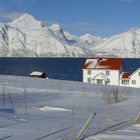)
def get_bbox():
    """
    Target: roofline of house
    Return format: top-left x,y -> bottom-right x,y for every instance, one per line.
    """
128,68 -> 140,78
120,77 -> 131,79
83,58 -> 123,70
92,73 -> 109,81
82,68 -> 120,71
